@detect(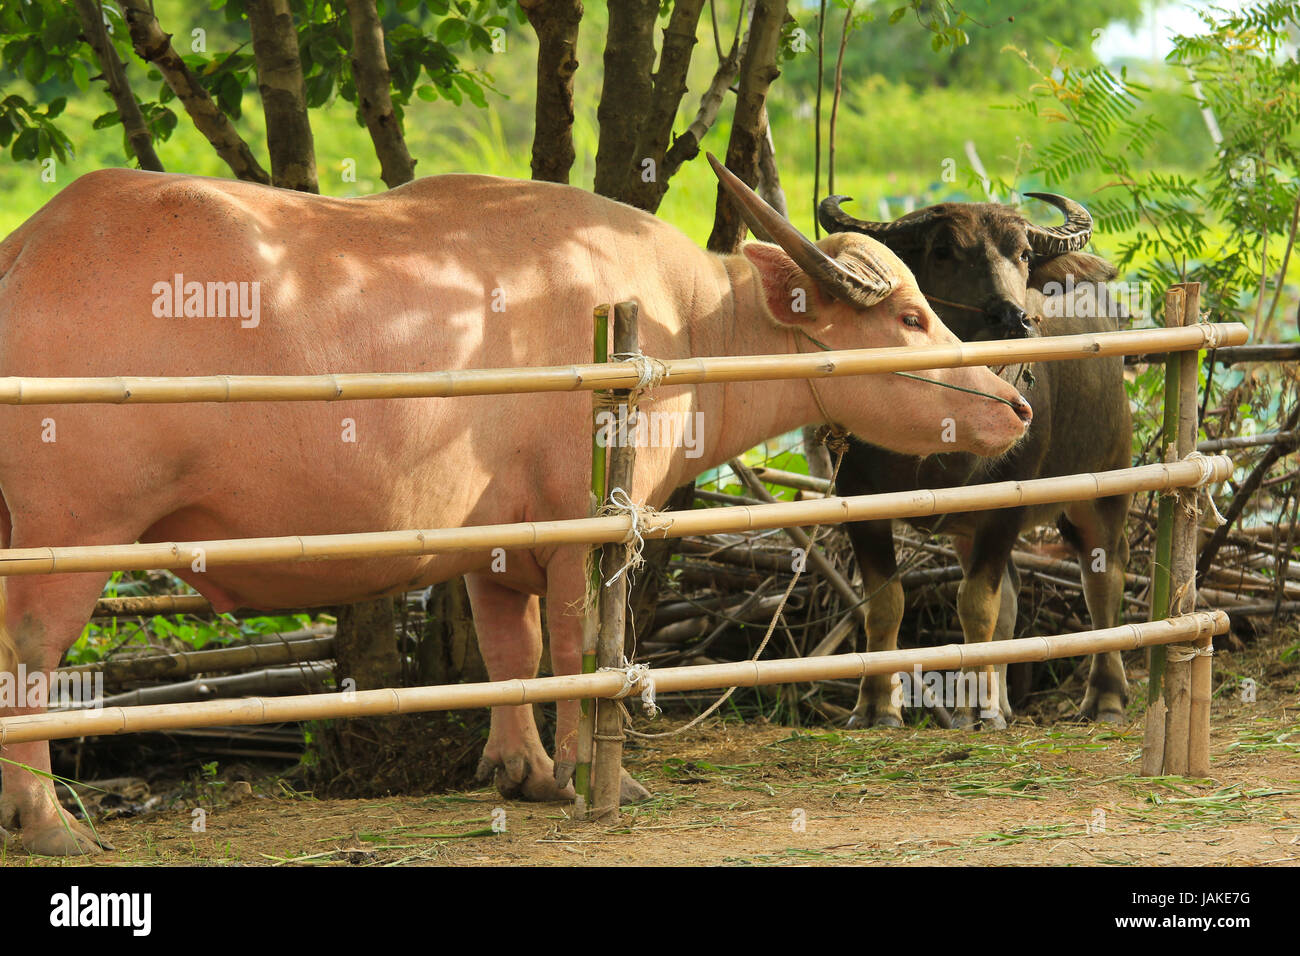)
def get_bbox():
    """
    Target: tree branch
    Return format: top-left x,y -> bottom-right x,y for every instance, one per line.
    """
593,0 -> 659,200
661,0 -> 753,183
623,0 -> 706,212
247,0 -> 317,192
120,0 -> 268,183
707,0 -> 786,254
521,0 -> 584,184
74,0 -> 164,170
344,0 -> 415,188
